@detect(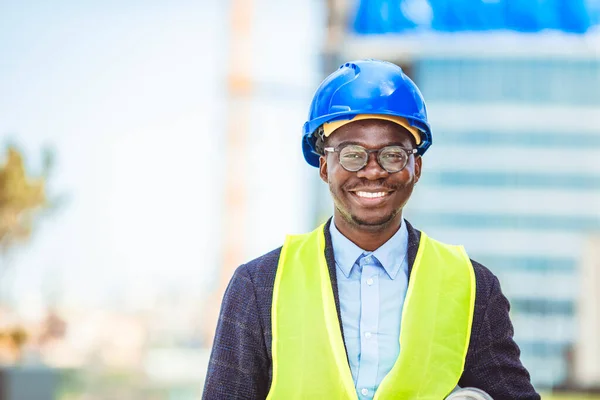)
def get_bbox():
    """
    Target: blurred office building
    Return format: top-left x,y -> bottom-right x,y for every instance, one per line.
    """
321,0 -> 600,390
